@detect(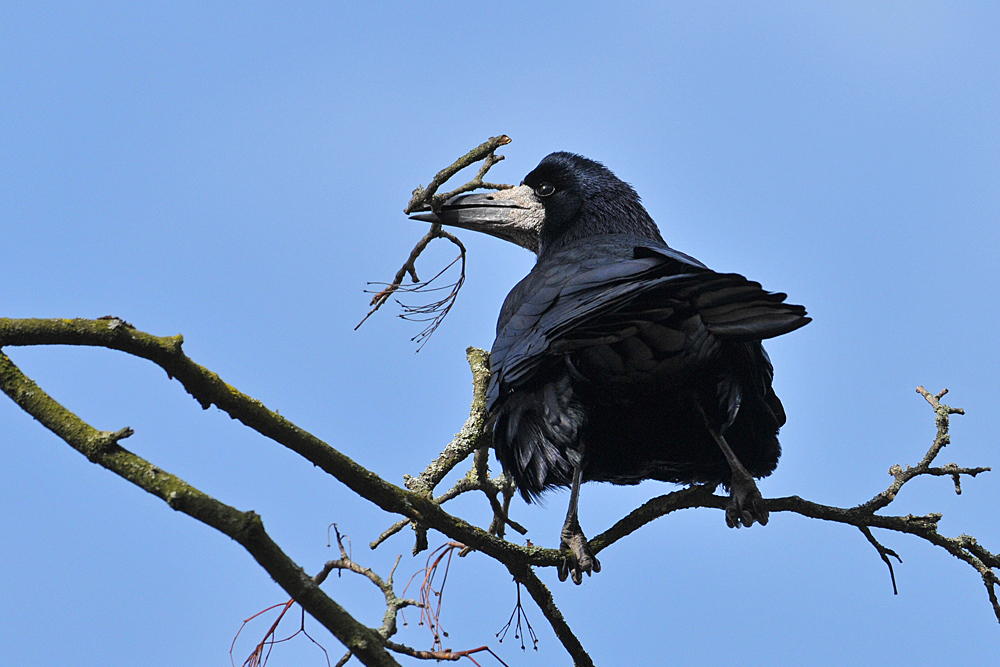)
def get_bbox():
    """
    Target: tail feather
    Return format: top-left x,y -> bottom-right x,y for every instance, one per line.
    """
677,273 -> 809,341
